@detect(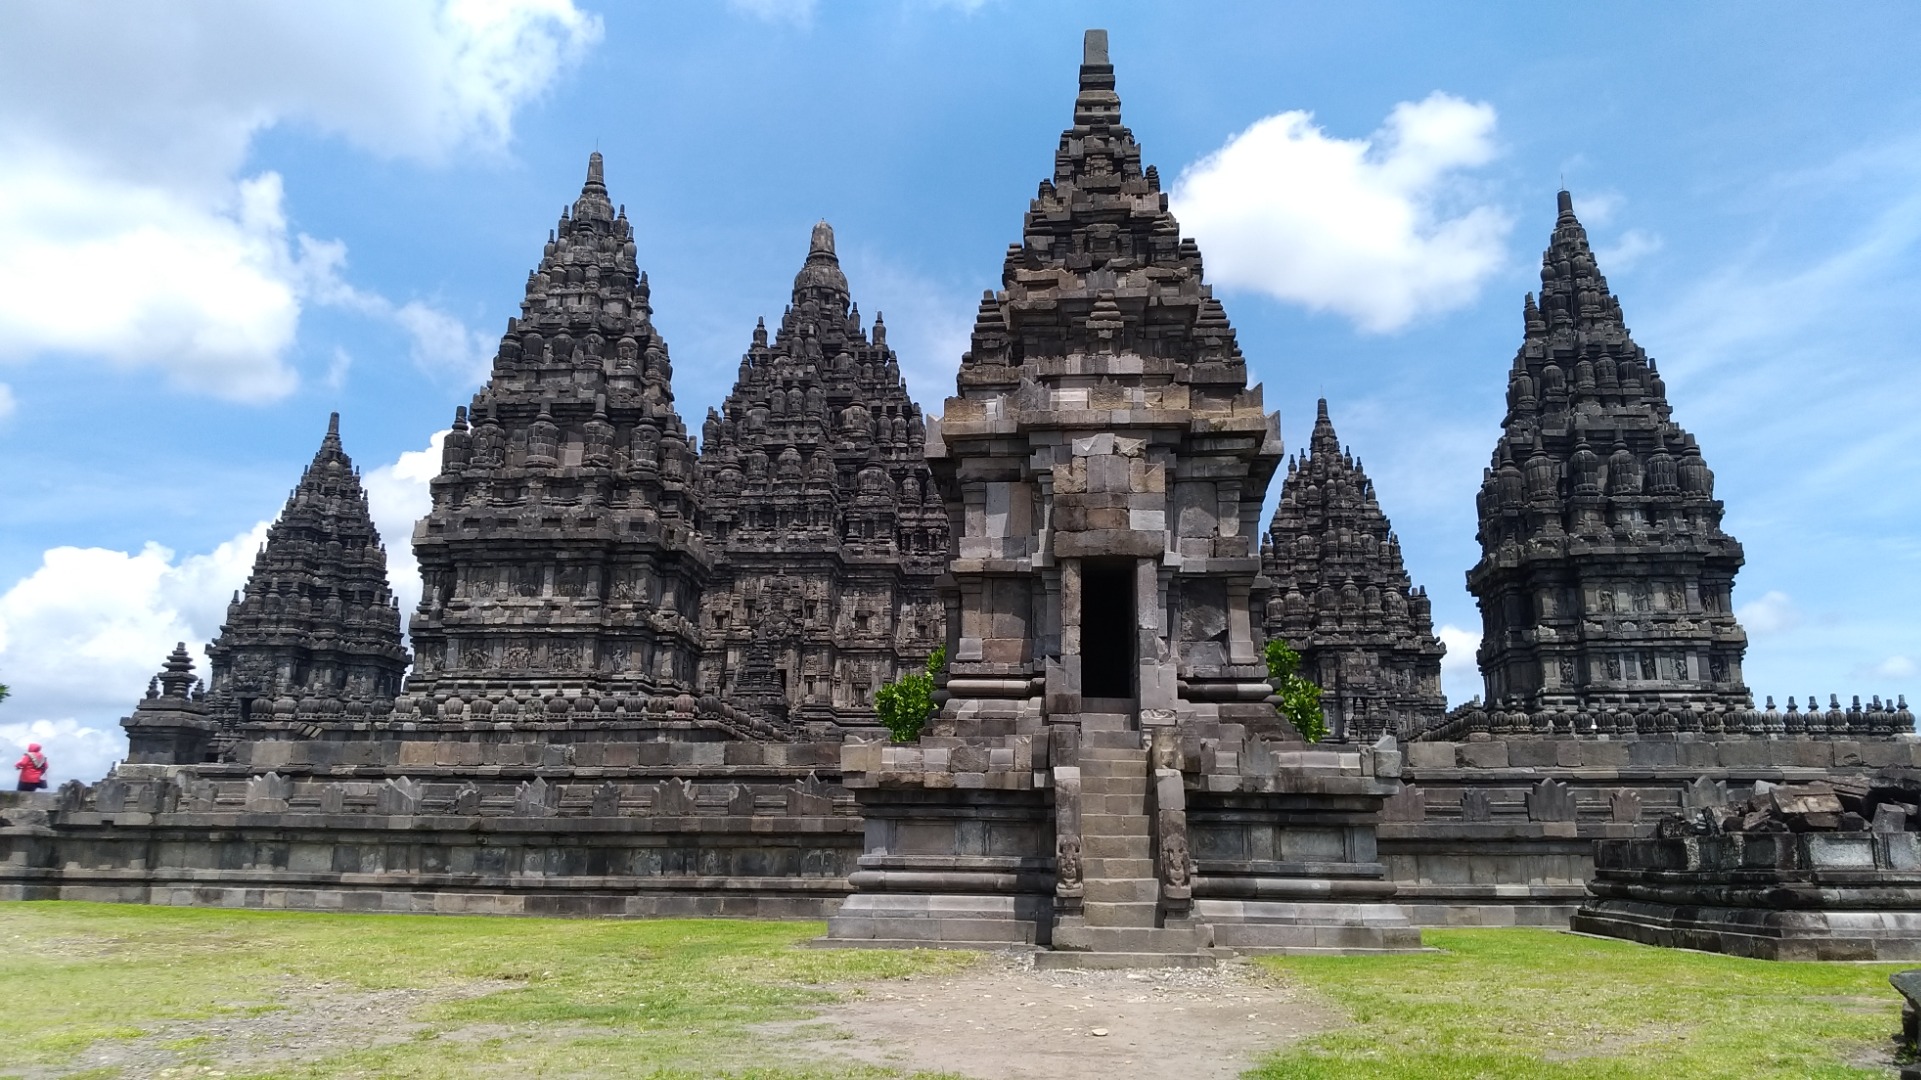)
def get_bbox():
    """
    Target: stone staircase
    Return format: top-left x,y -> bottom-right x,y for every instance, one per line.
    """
1041,725 -> 1215,969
